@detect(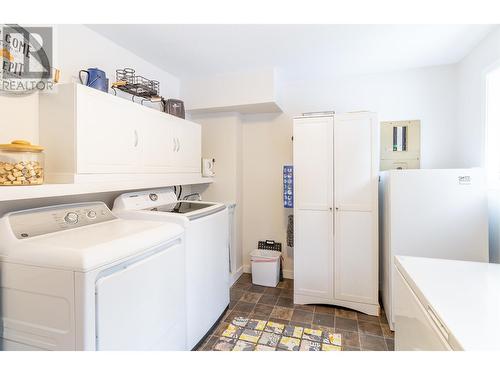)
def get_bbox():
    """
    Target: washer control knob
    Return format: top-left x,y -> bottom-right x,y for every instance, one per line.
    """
149,193 -> 158,201
64,212 -> 78,224
87,210 -> 97,219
